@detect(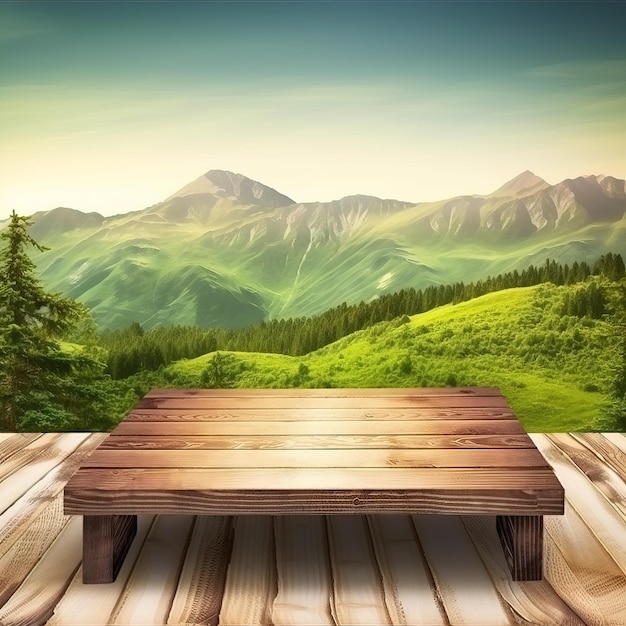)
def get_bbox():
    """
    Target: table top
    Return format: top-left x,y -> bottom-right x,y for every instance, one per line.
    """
64,387 -> 564,516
